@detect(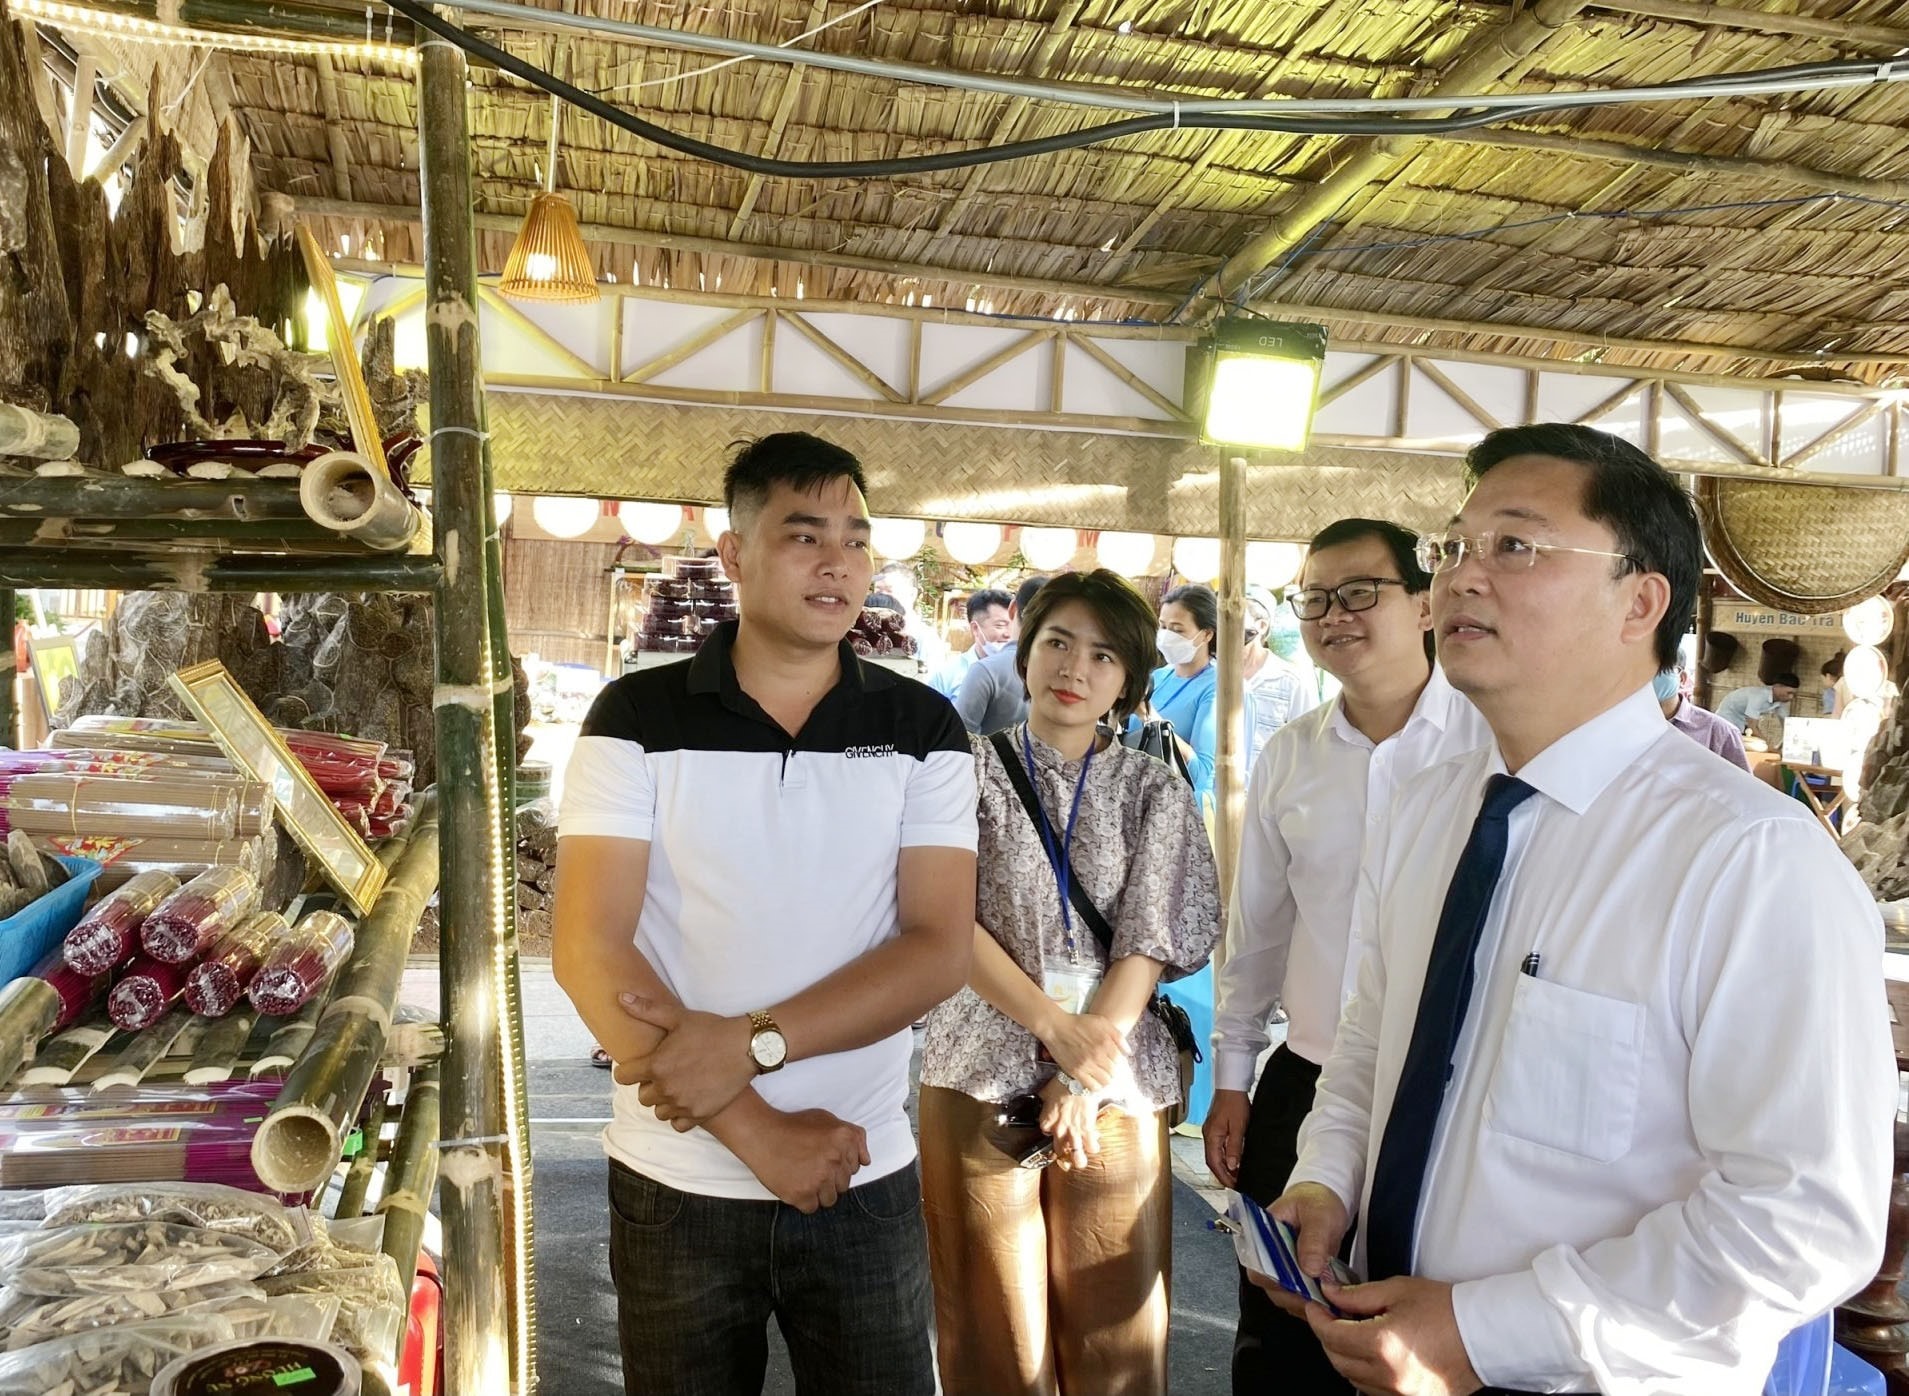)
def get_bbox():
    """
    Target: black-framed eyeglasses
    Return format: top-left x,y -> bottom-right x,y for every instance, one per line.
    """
1288,578 -> 1408,621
